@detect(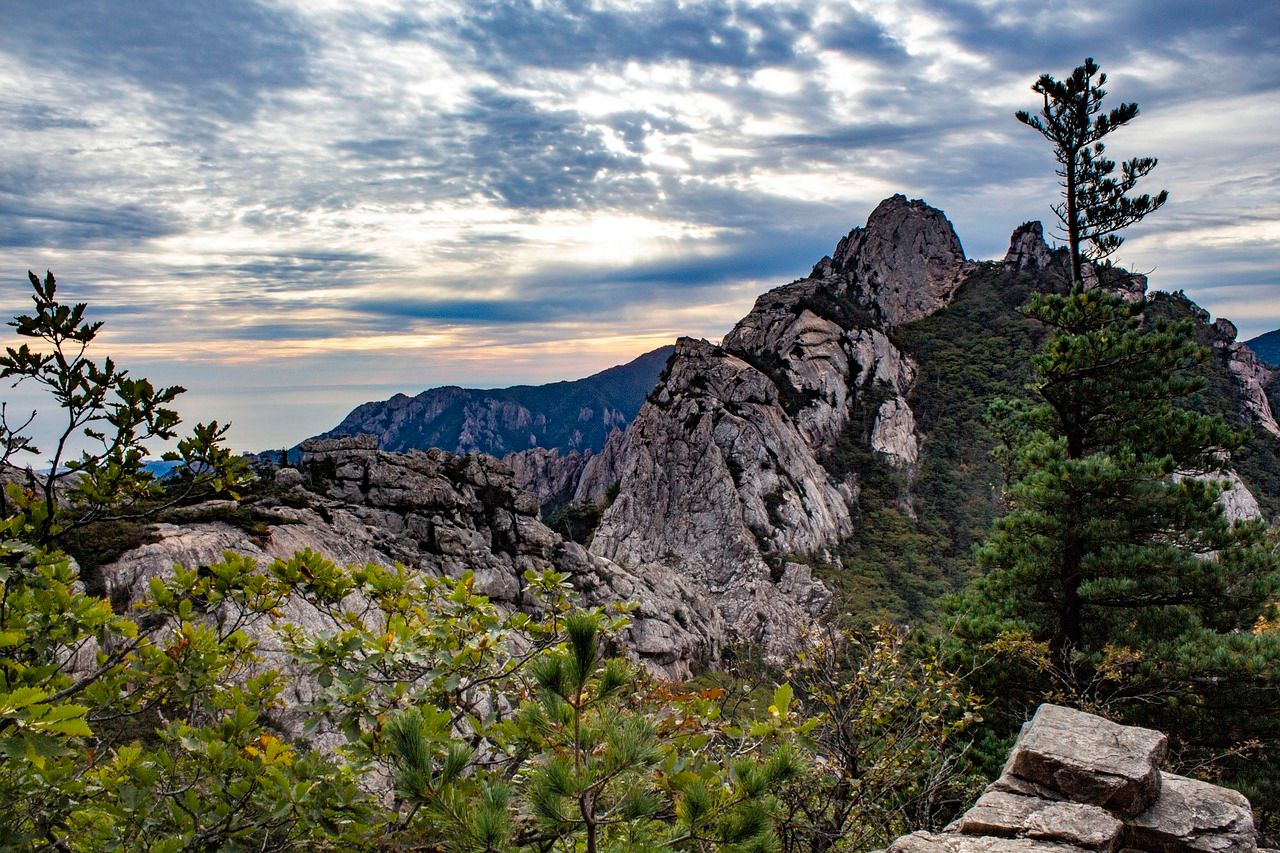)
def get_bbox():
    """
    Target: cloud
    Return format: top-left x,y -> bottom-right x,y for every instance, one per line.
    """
456,88 -> 651,210
0,0 -> 314,122
0,0 -> 1277,450
433,0 -> 811,72
0,197 -> 180,249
